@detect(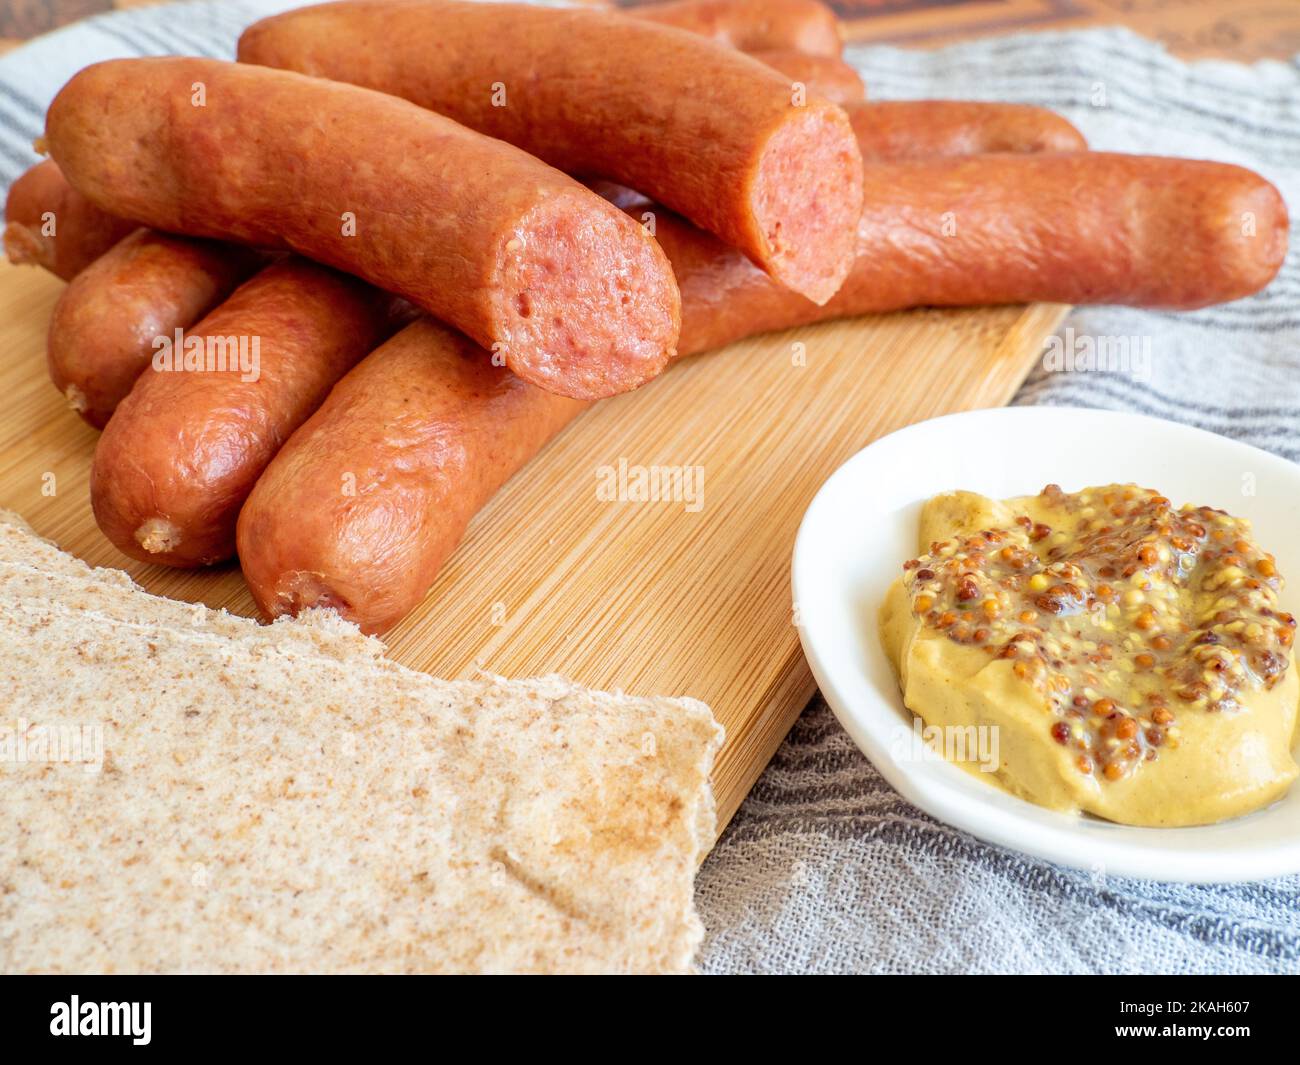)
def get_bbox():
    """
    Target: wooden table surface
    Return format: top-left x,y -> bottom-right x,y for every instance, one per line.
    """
2,0 -> 1298,60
